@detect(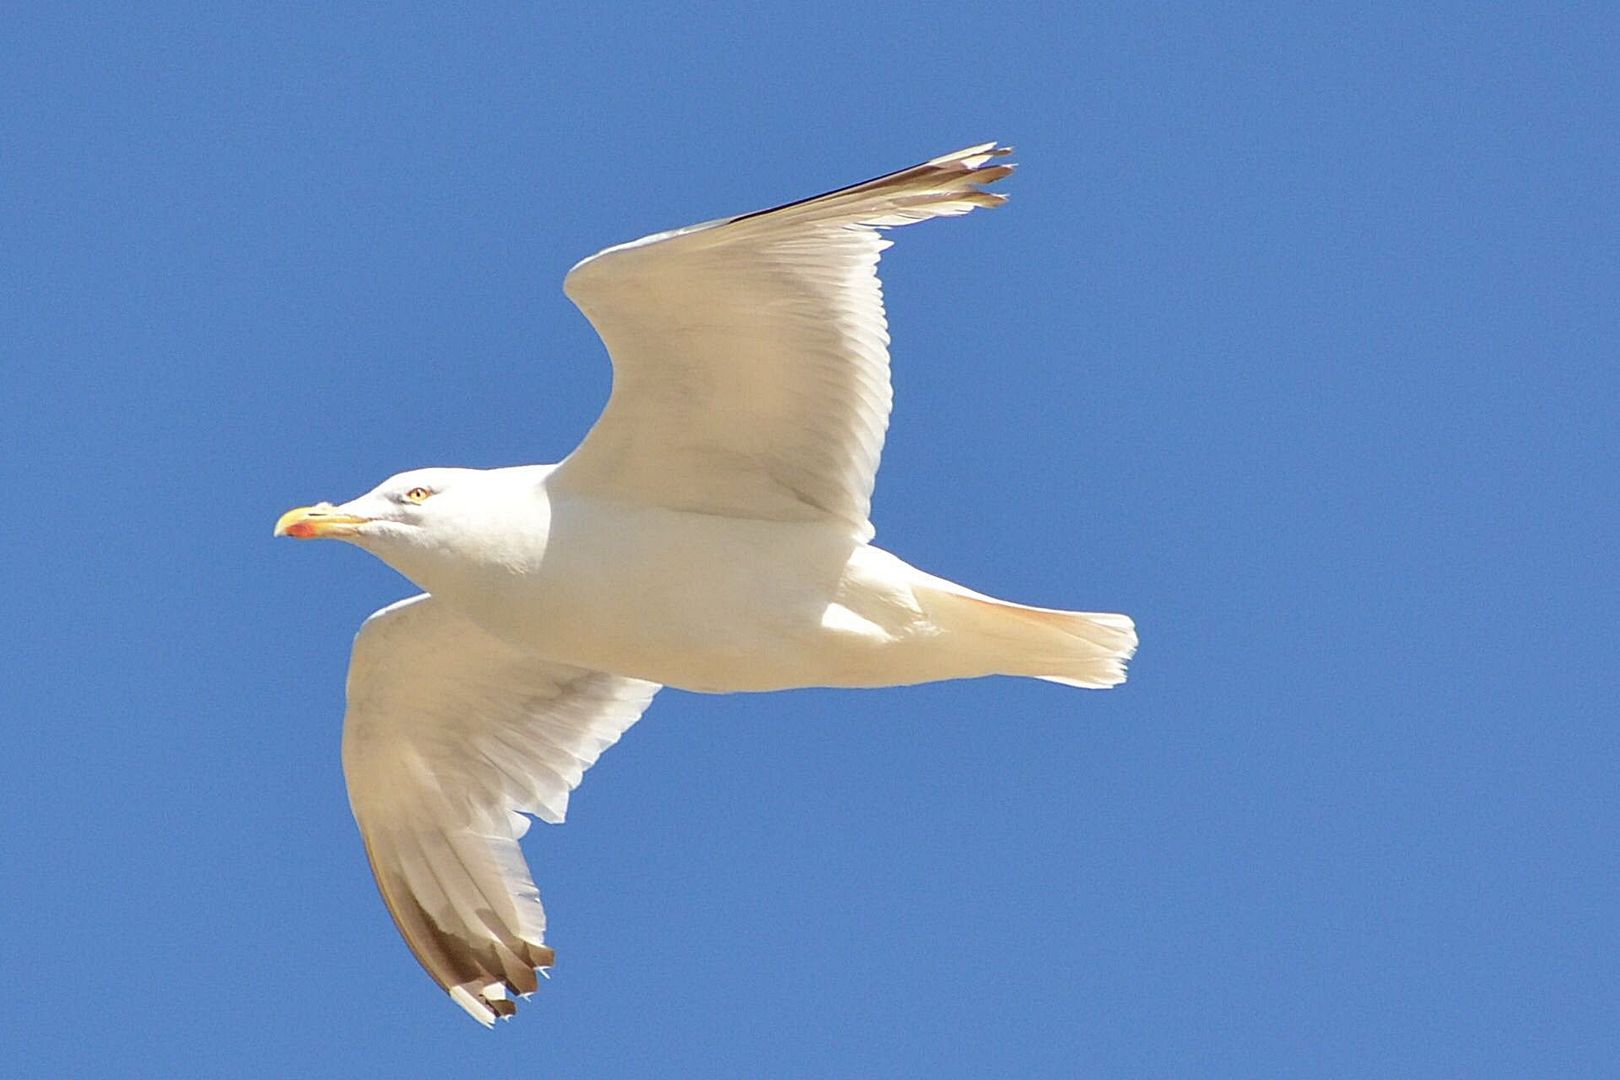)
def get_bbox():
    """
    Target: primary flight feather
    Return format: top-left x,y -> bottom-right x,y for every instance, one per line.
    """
276,143 -> 1137,1026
